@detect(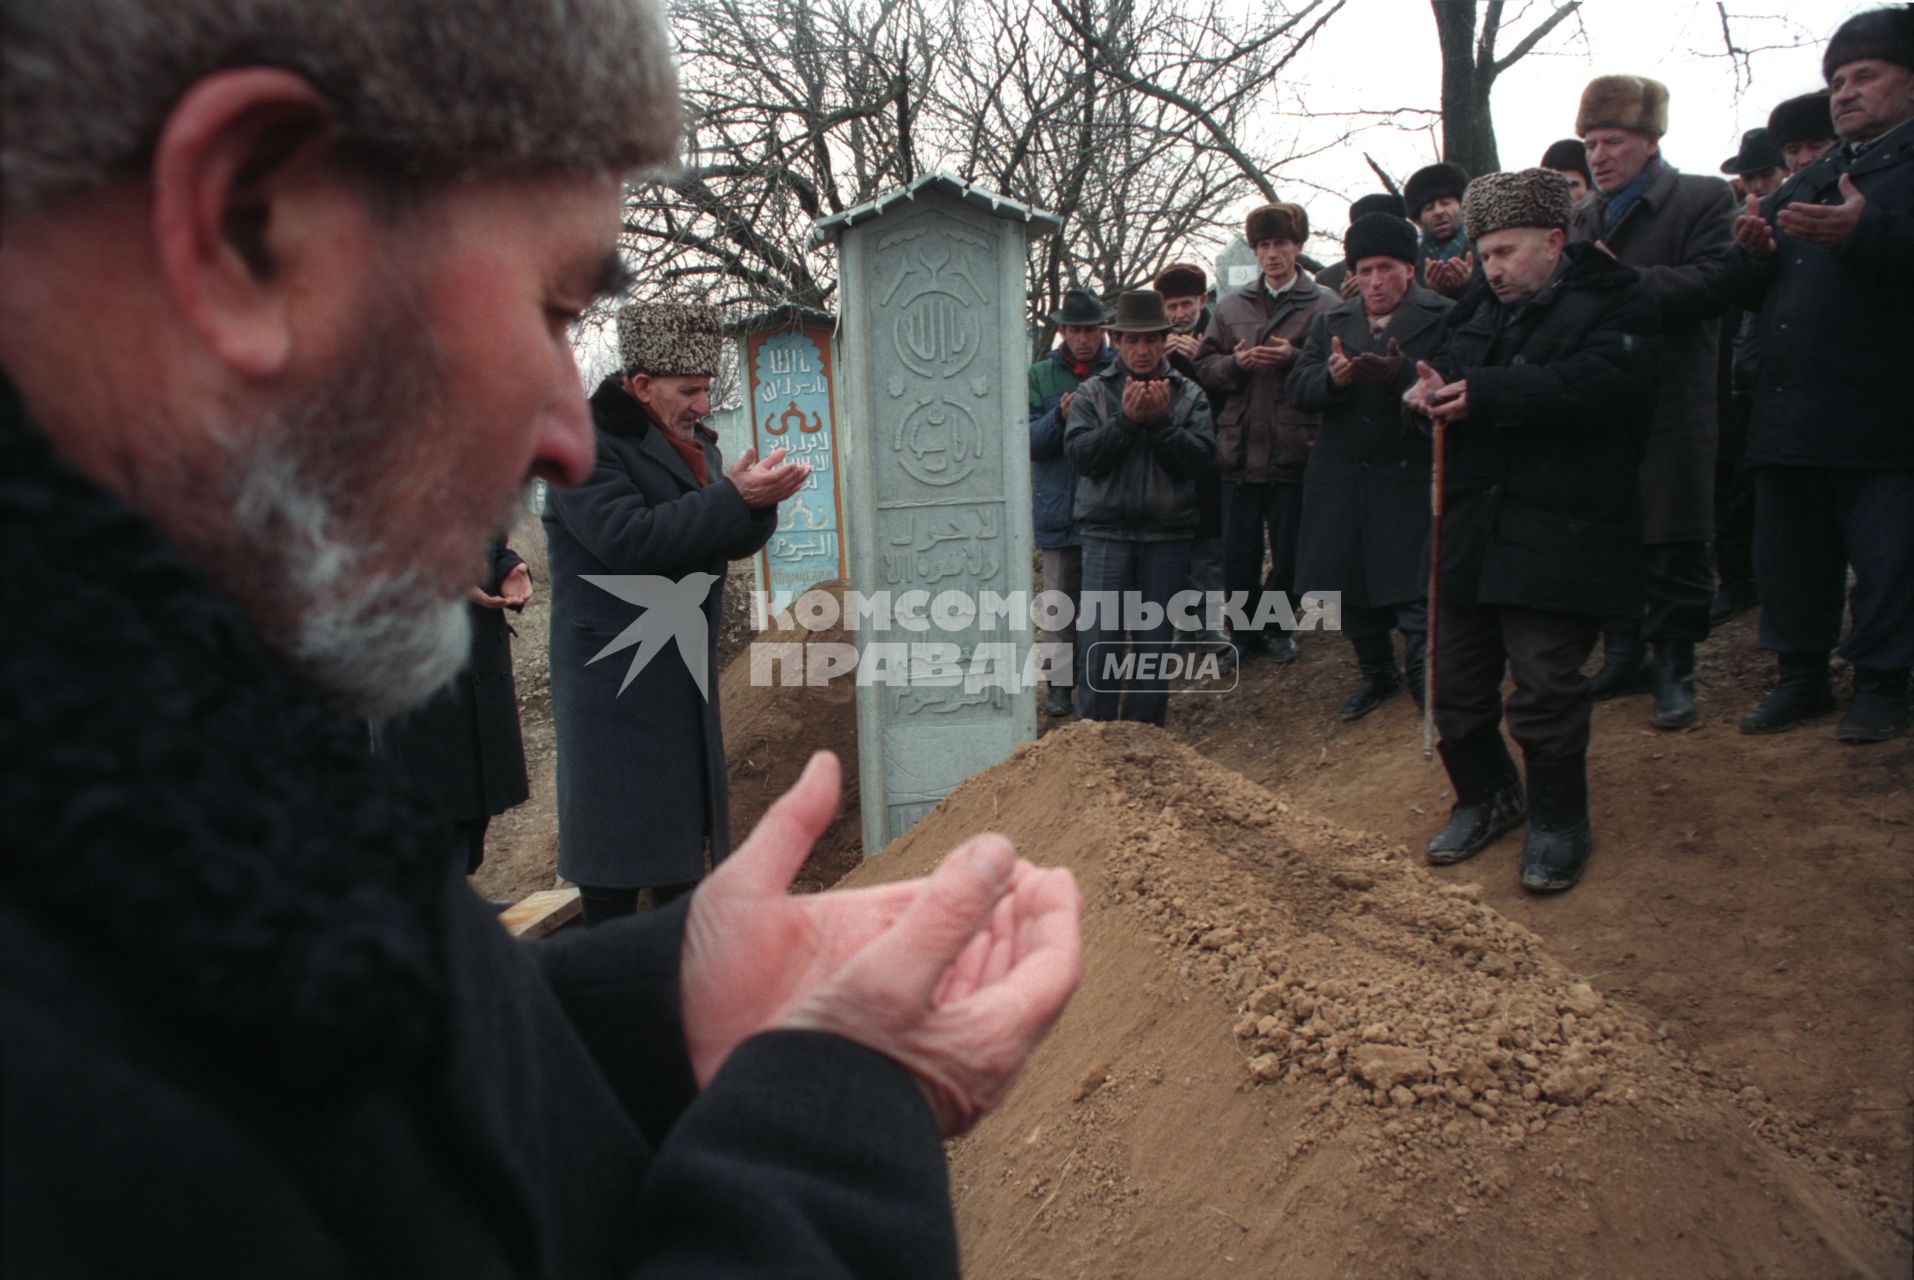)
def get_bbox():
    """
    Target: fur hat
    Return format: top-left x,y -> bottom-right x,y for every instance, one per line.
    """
1151,262 -> 1209,299
1767,91 -> 1836,147
1105,289 -> 1173,334
618,302 -> 723,377
1463,168 -> 1575,241
1344,212 -> 1419,266
1348,192 -> 1406,222
1719,127 -> 1786,175
1824,4 -> 1914,81
1576,75 -> 1670,137
1245,202 -> 1308,245
1403,163 -> 1469,219
1540,138 -> 1592,186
